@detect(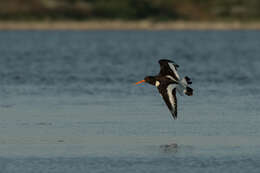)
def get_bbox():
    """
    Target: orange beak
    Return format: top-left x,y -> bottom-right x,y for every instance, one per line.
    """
135,79 -> 145,85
